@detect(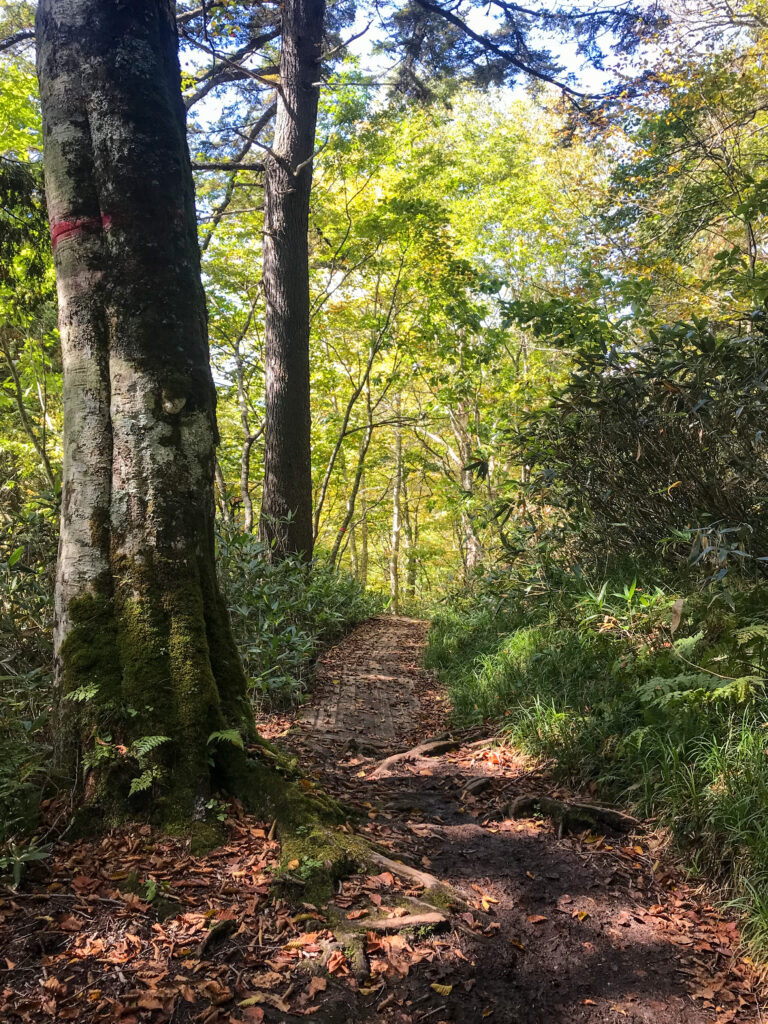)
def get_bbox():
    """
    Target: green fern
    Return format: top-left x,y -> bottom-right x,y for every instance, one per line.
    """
638,671 -> 764,709
63,684 -> 98,703
129,767 -> 164,796
129,735 -> 171,759
672,631 -> 704,659
734,624 -> 768,645
207,729 -> 244,750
